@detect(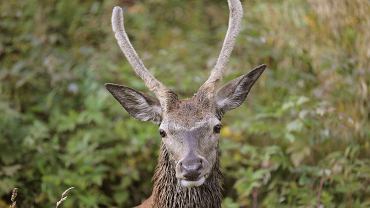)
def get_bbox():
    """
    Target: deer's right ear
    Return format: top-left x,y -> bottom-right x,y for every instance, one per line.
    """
105,83 -> 162,124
